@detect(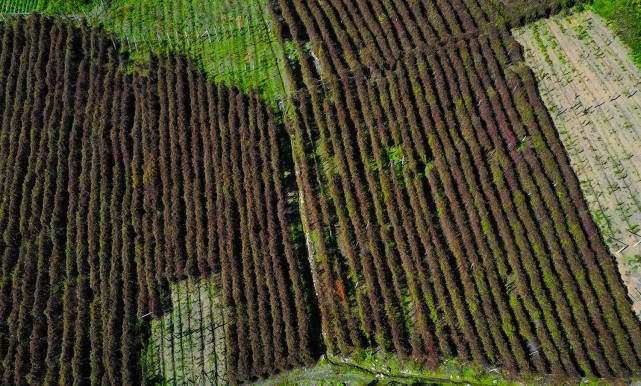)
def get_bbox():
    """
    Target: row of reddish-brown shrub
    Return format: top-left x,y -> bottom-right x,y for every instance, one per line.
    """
0,14 -> 321,385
